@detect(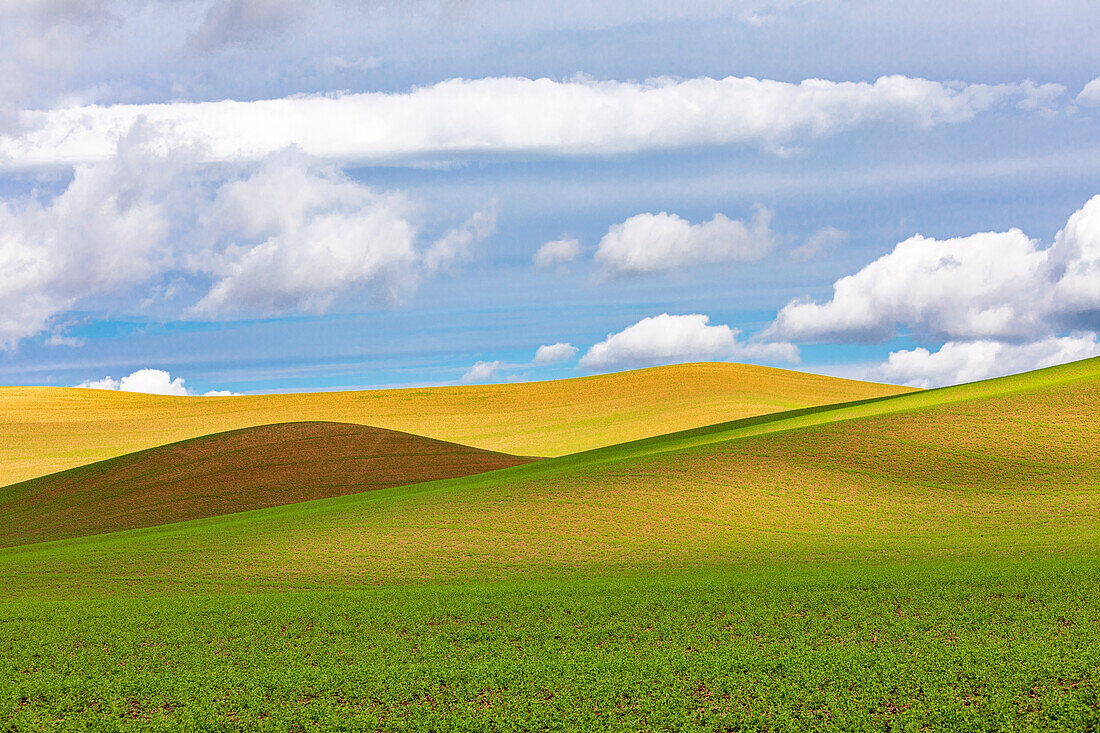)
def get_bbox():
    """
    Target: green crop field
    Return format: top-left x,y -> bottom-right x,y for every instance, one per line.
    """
1,358 -> 1098,731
